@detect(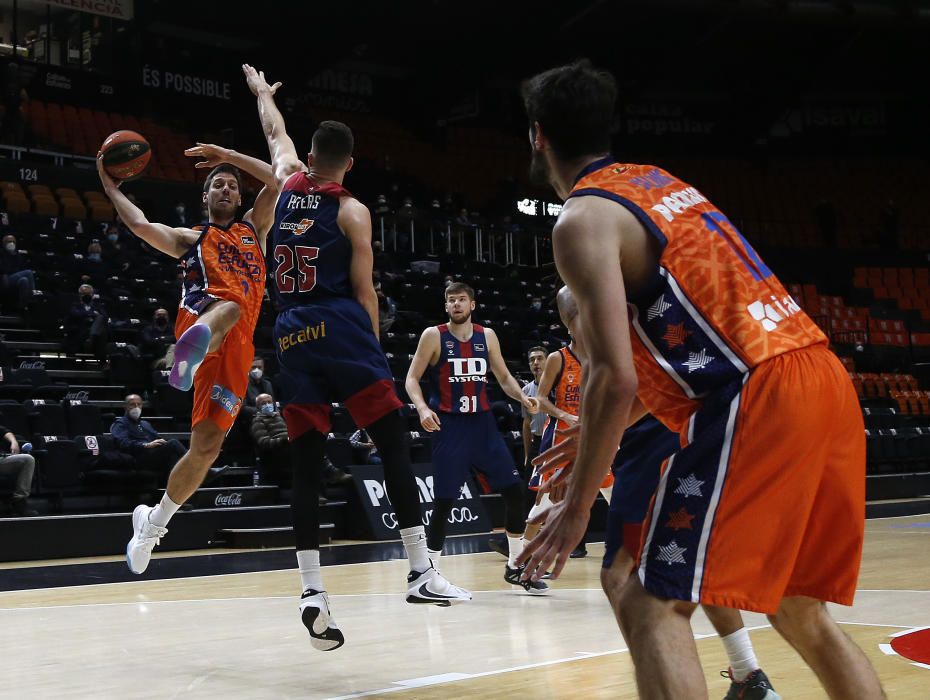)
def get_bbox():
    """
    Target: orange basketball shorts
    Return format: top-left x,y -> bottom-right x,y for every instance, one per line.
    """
177,308 -> 254,433
637,344 -> 865,614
